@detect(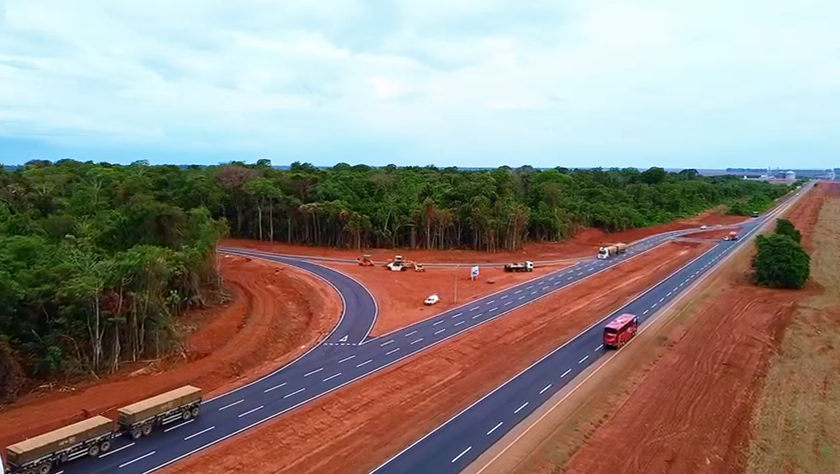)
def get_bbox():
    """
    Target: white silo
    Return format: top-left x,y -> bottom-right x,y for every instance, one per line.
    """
785,170 -> 796,181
